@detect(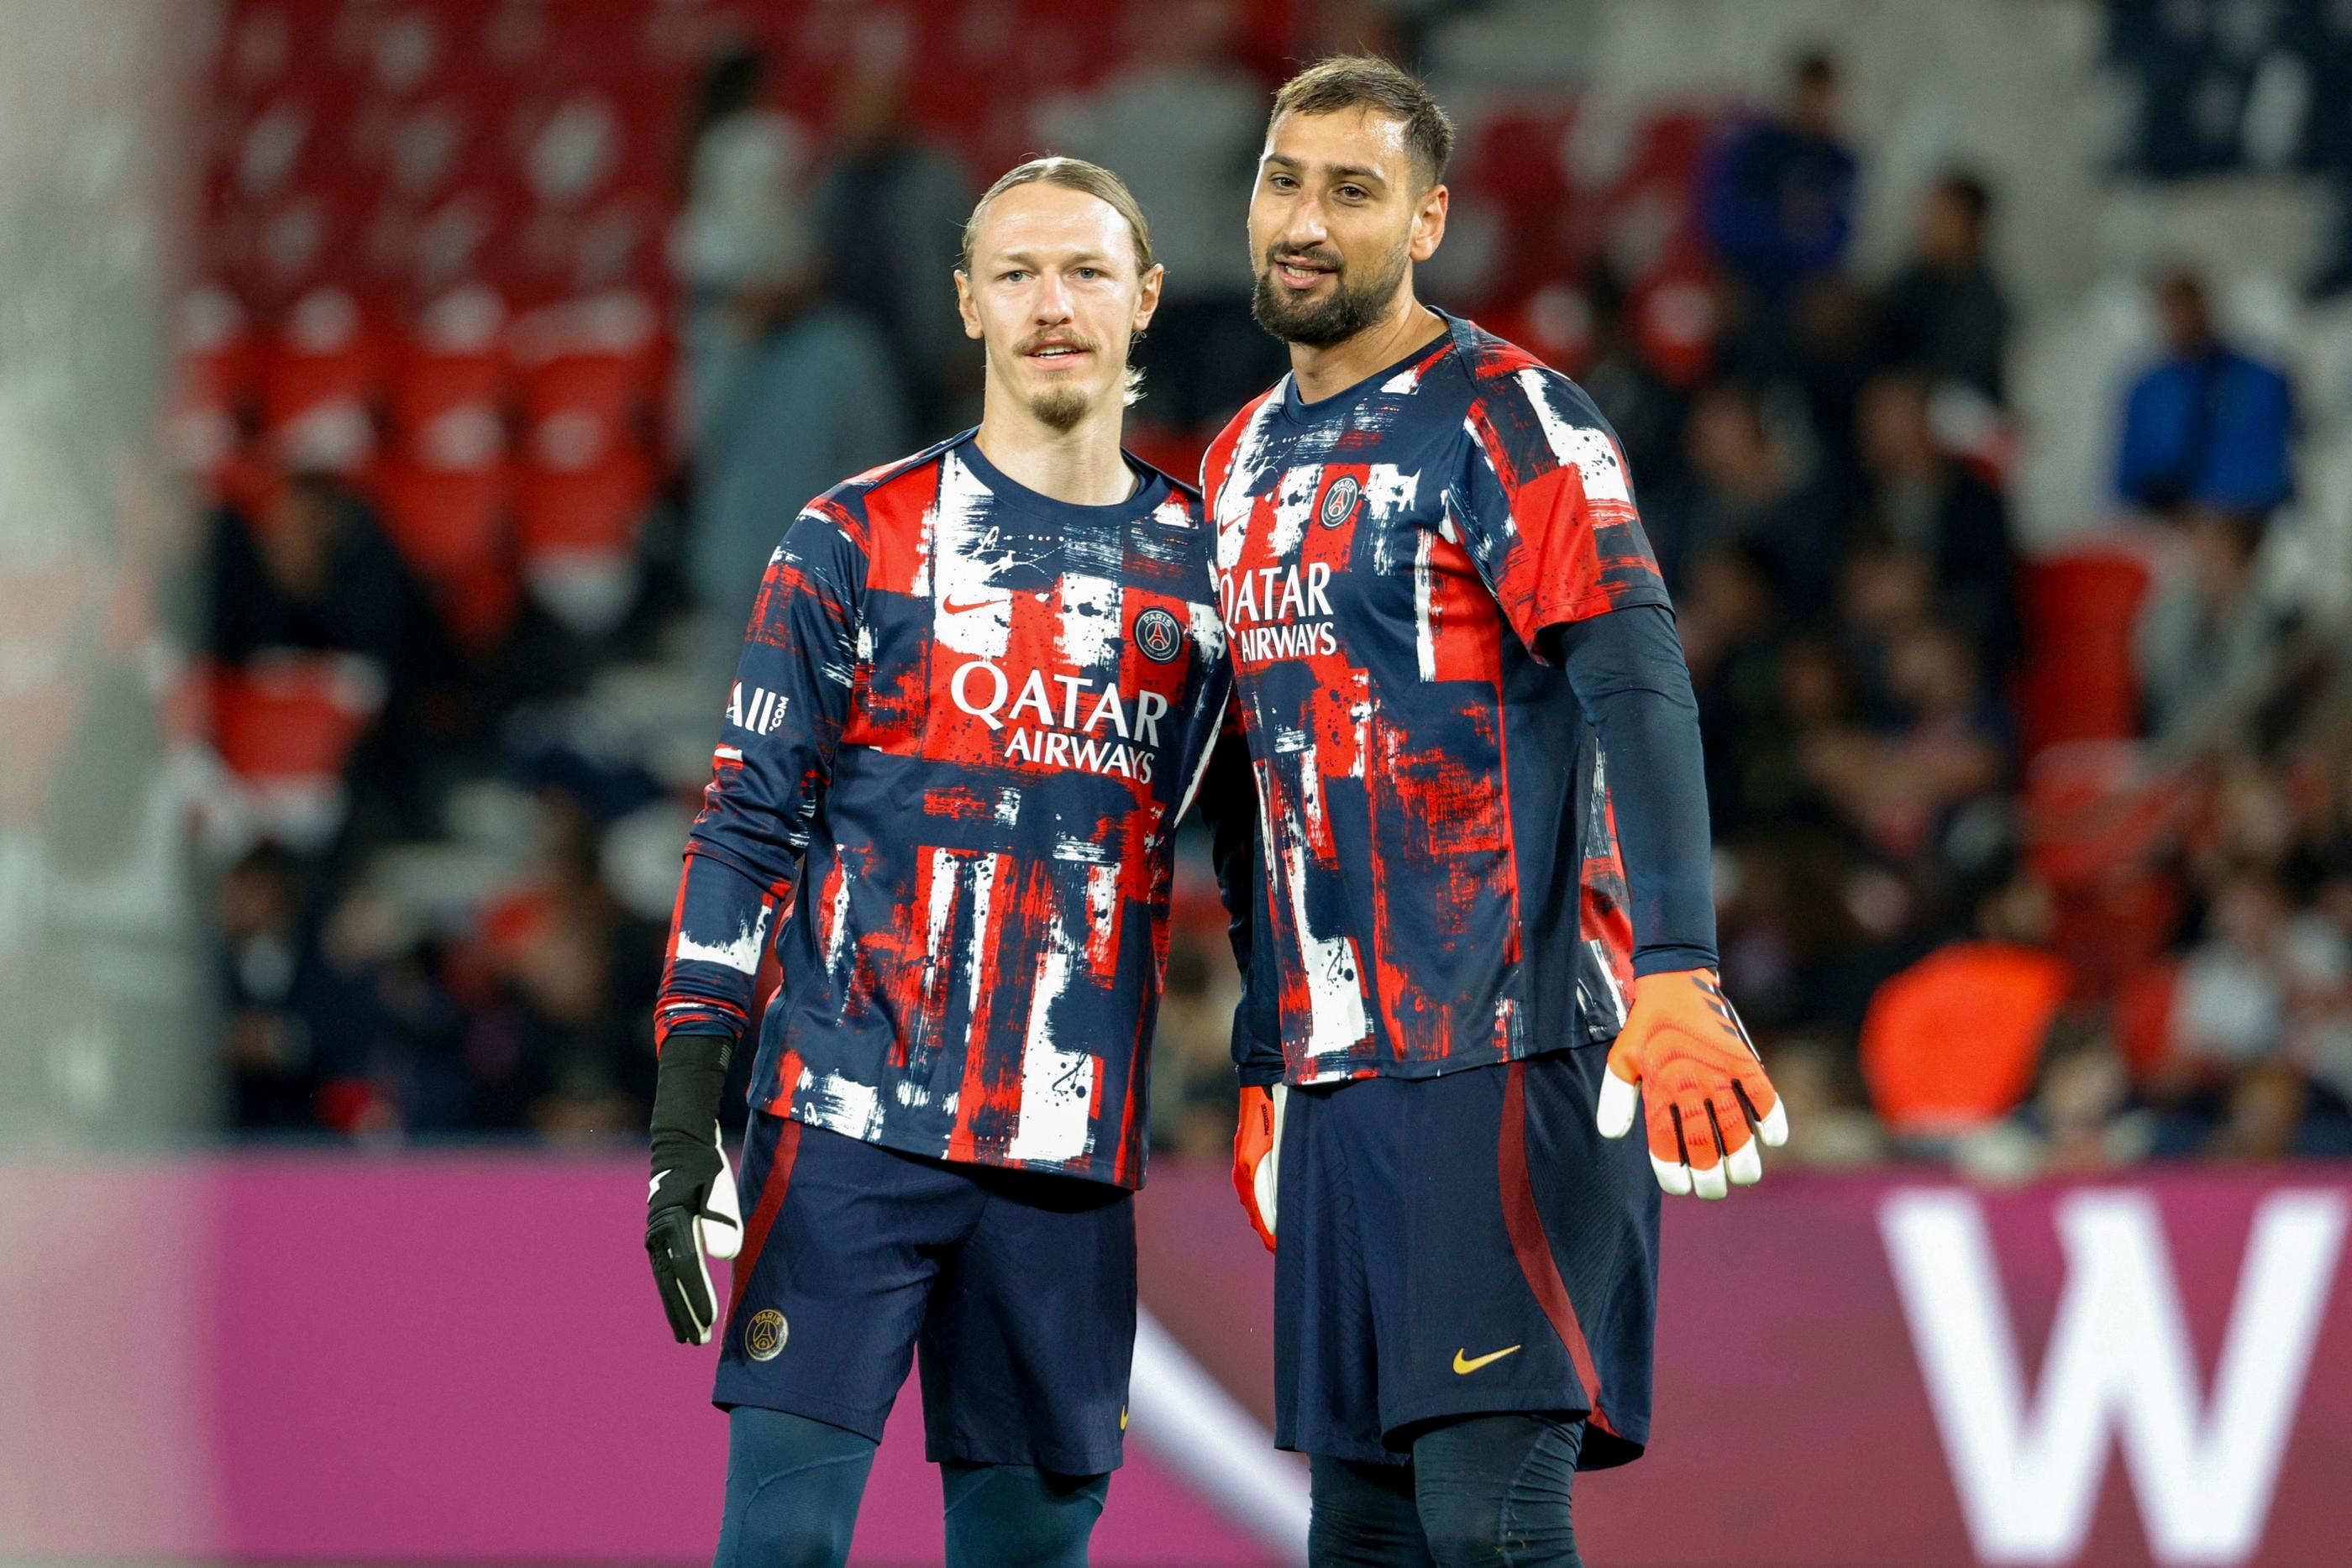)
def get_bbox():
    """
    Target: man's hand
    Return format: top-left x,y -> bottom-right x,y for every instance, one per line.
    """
647,1130 -> 744,1344
1232,1083 -> 1287,1251
1597,969 -> 1788,1199
645,1030 -> 743,1344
